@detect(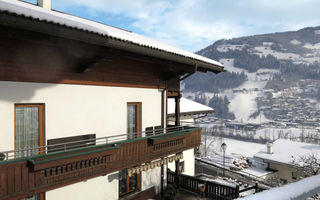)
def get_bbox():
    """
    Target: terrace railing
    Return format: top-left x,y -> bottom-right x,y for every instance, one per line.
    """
167,171 -> 266,200
0,126 -> 189,161
0,126 -> 201,200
